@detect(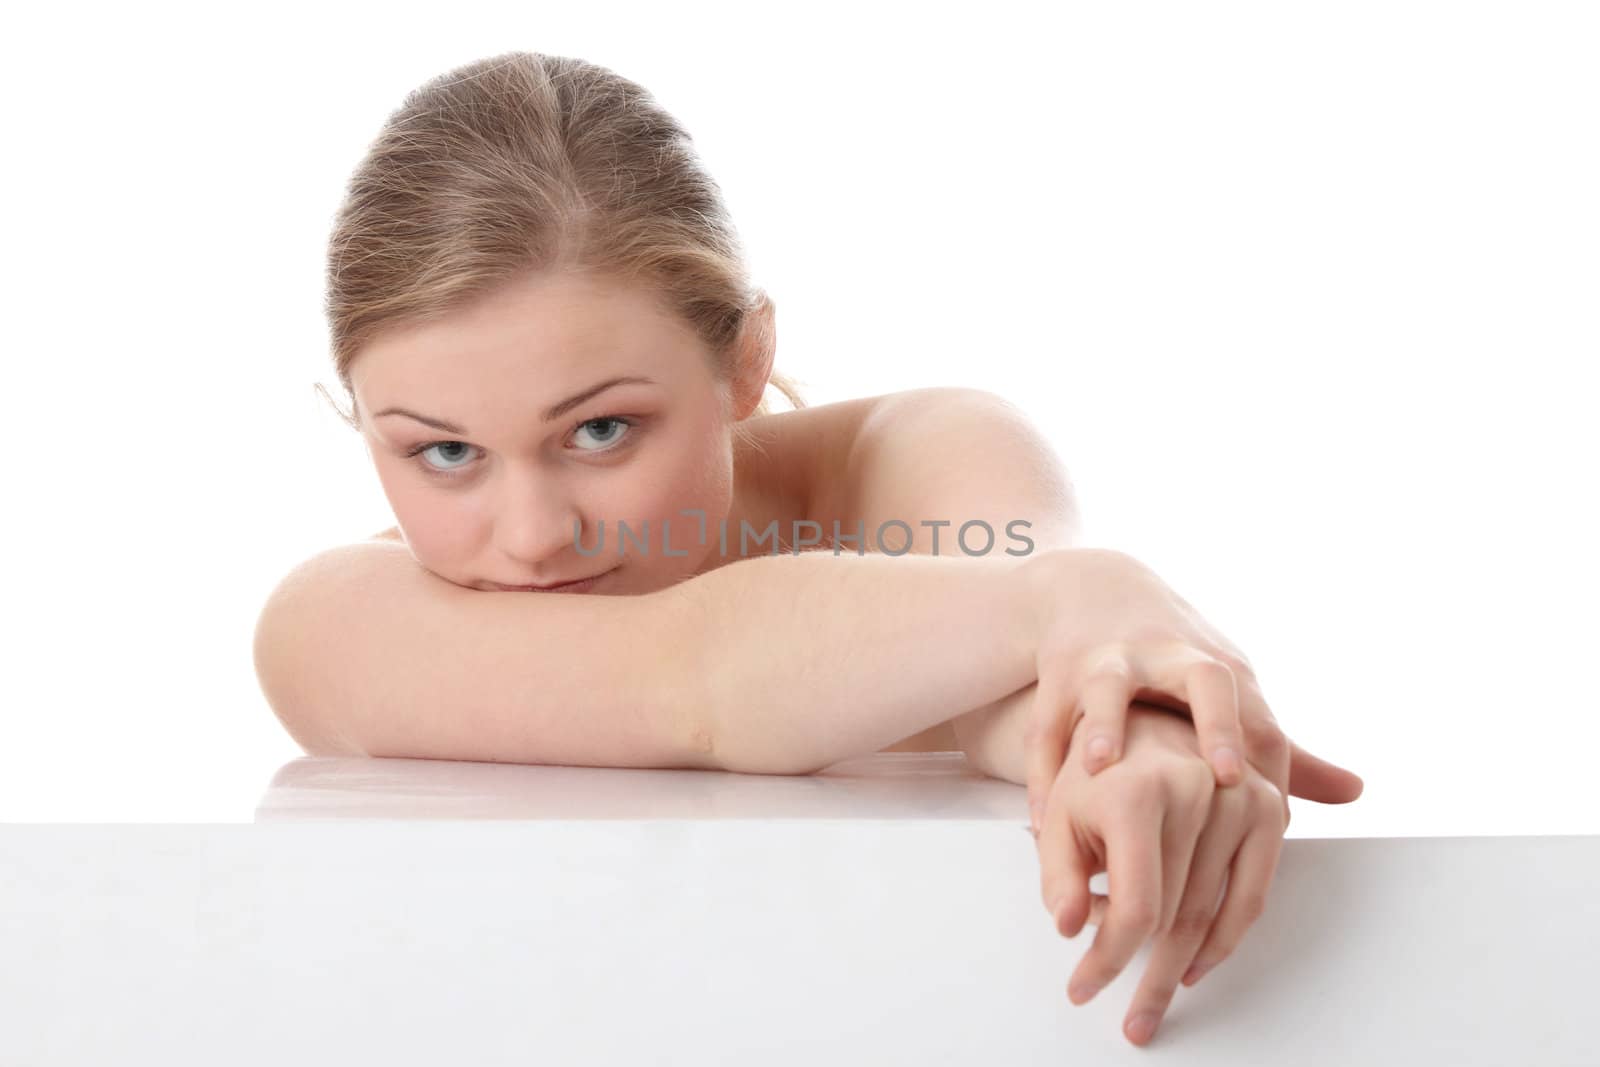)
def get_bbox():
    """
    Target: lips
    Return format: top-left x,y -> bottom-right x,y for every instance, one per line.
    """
490,567 -> 614,592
